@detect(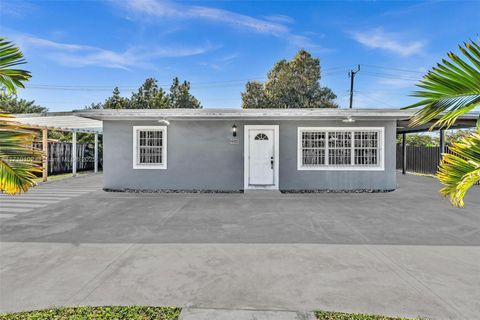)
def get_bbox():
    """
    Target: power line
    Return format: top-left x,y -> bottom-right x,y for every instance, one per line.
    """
20,64 -> 426,92
361,71 -> 420,81
24,70 -> 348,92
27,79 -> 263,90
355,91 -> 397,108
361,64 -> 426,75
